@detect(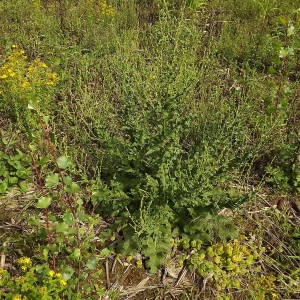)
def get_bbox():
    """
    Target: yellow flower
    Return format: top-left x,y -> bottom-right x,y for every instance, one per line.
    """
0,268 -> 7,278
17,257 -> 32,271
55,272 -> 62,278
17,257 -> 32,266
15,276 -> 26,284
12,295 -> 22,300
48,270 -> 55,277
60,279 -> 67,286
